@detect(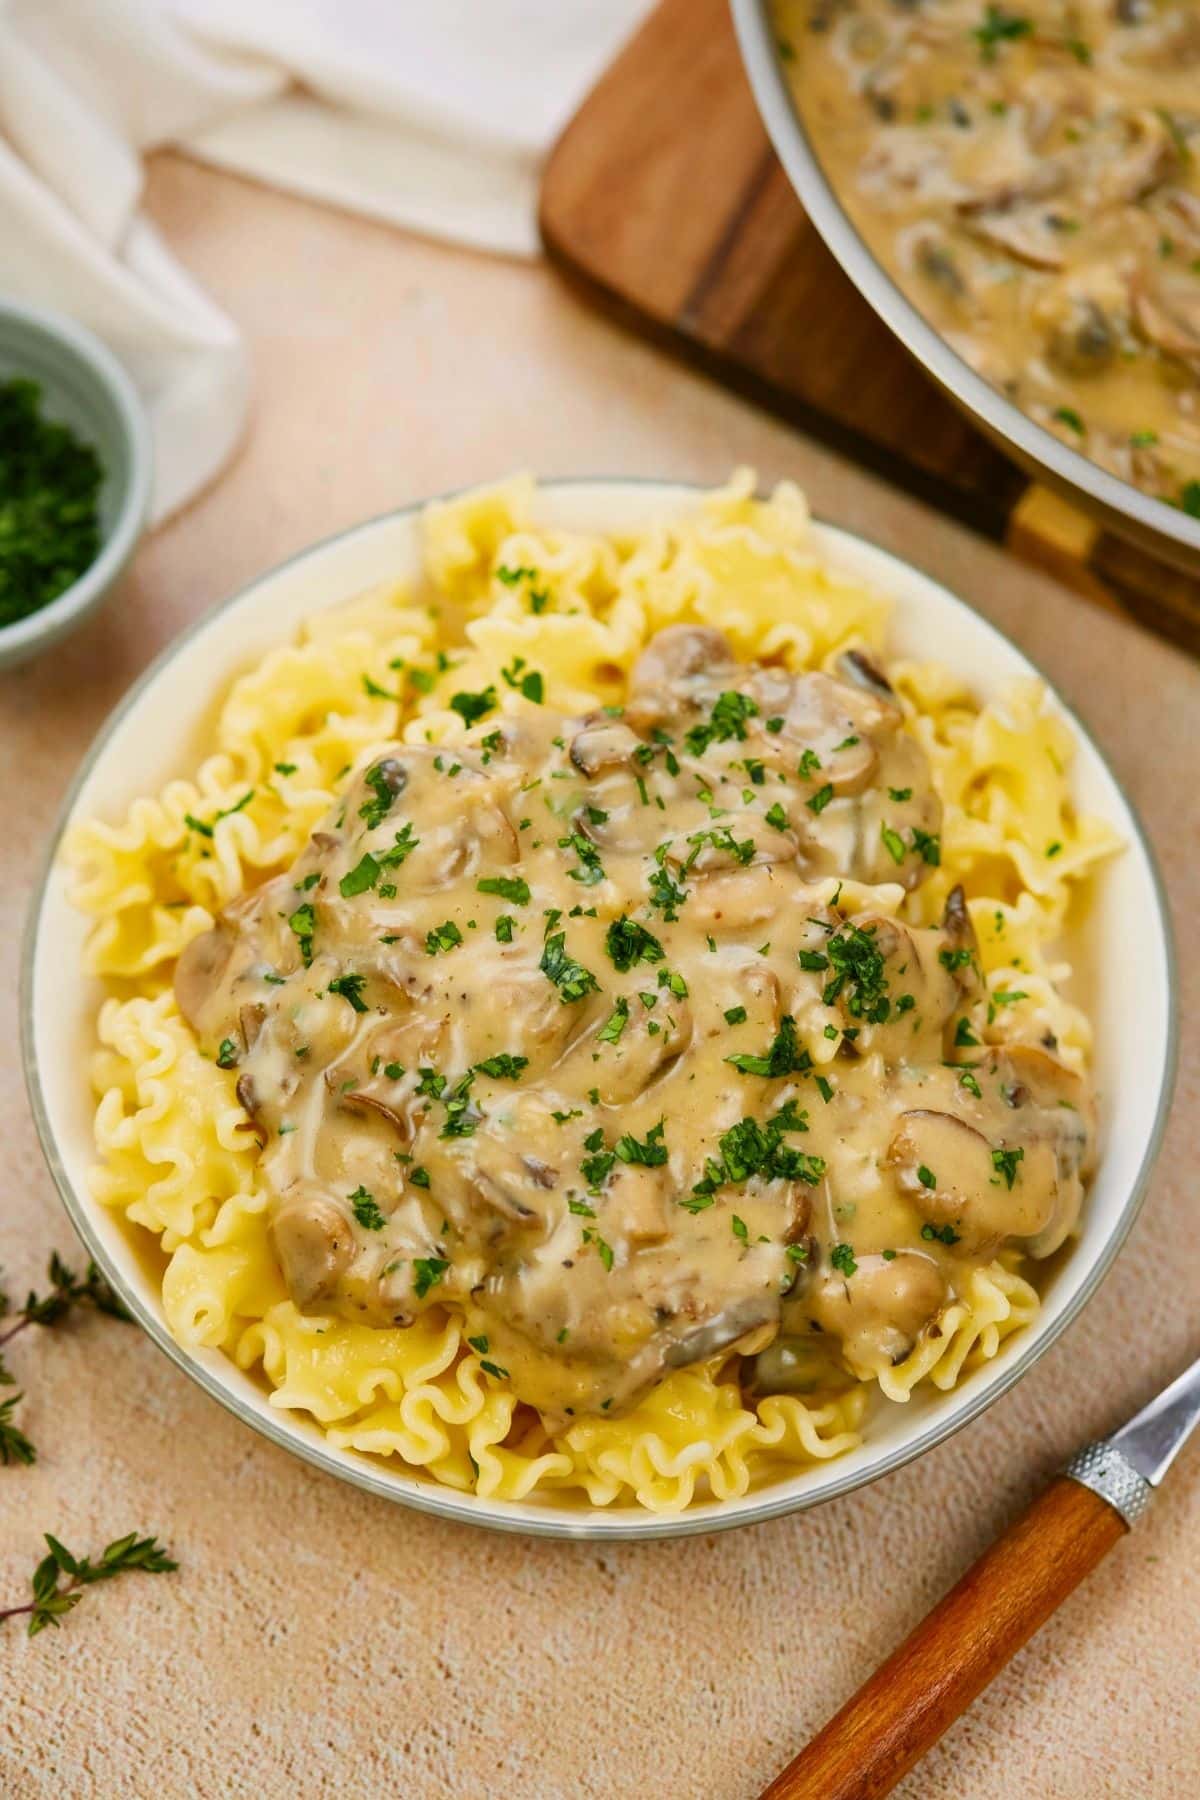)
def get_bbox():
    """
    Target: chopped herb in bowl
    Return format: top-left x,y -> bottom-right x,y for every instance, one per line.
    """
0,379 -> 103,630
